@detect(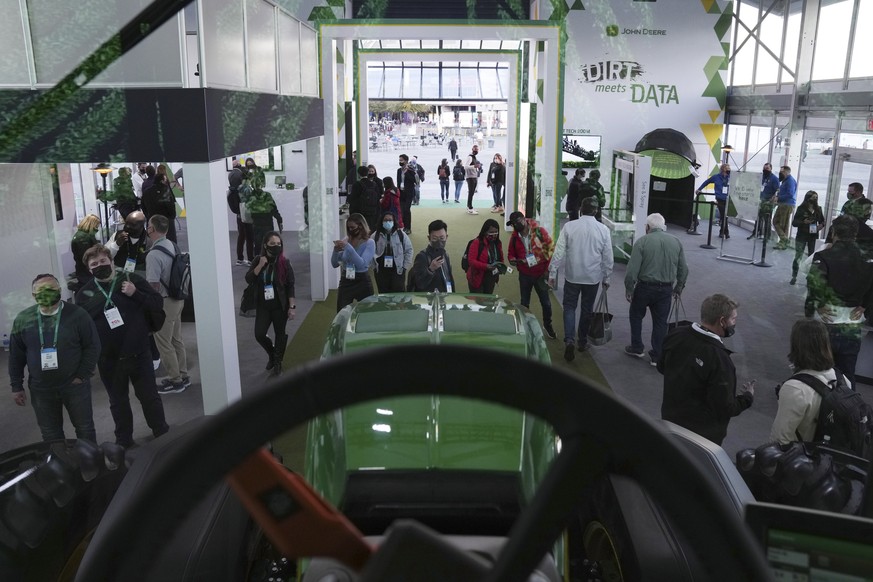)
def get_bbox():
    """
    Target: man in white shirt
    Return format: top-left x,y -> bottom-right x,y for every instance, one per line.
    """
548,198 -> 613,362
132,162 -> 147,201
